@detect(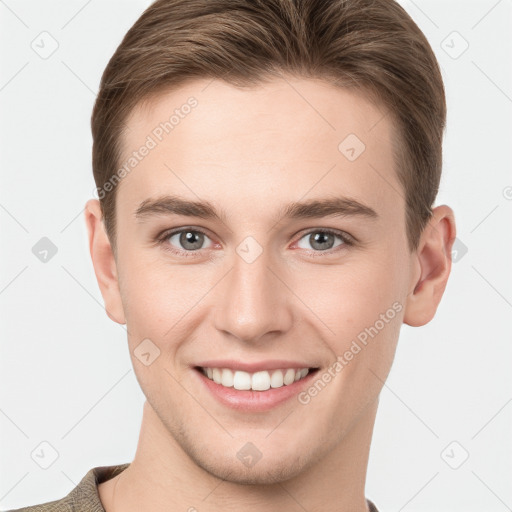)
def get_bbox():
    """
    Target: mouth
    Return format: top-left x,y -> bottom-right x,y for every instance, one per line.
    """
194,366 -> 320,392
